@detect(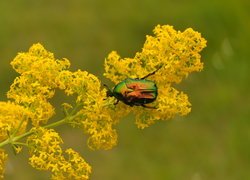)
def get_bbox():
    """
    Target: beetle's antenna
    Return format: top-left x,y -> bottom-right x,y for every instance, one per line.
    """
103,84 -> 114,97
